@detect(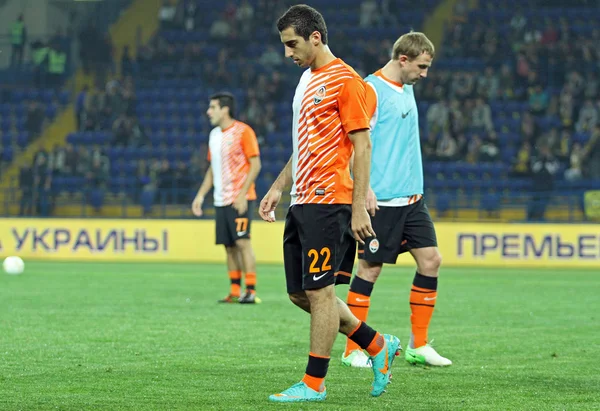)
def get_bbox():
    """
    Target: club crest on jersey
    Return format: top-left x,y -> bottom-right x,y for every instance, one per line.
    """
369,238 -> 379,253
313,85 -> 326,105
